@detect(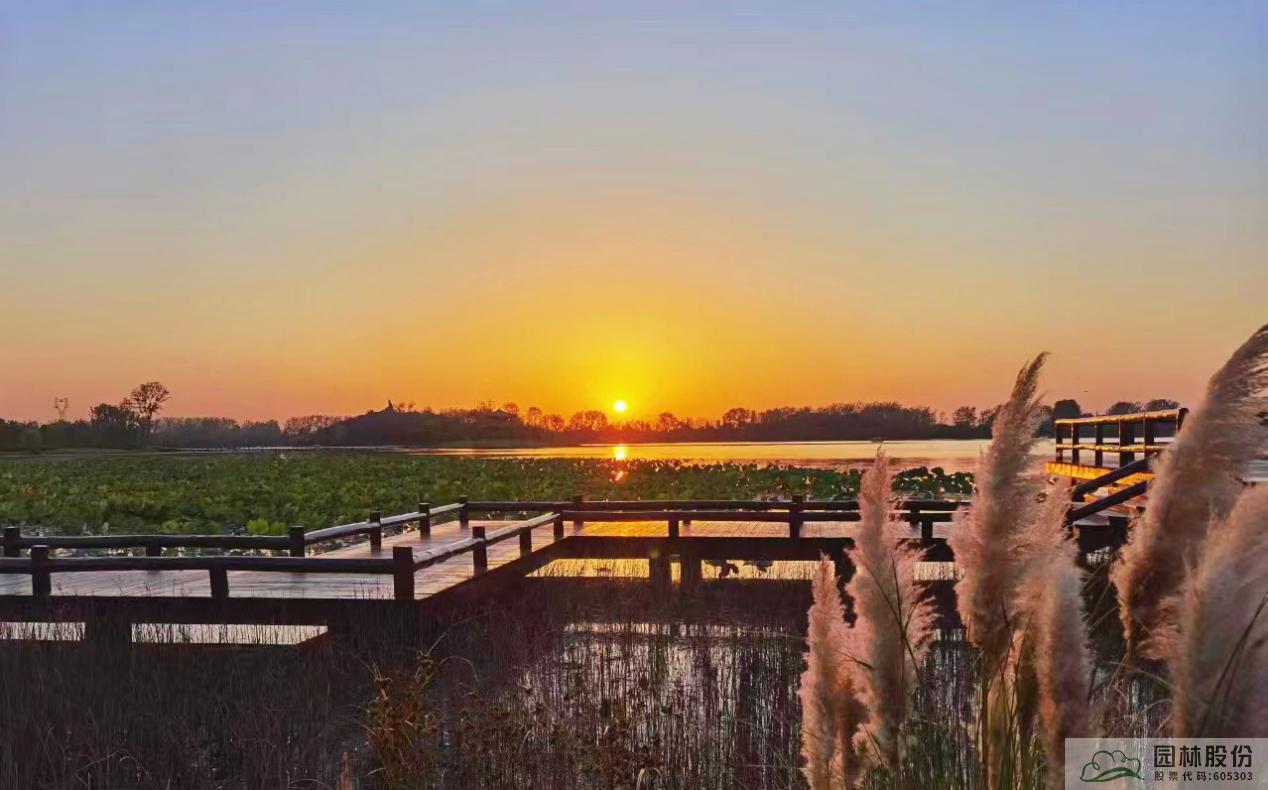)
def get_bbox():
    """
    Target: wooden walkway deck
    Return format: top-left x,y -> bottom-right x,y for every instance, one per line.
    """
0,518 -> 945,602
